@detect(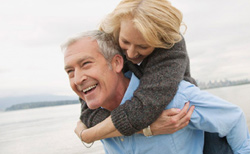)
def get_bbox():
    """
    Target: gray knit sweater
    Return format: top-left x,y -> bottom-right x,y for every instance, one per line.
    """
80,37 -> 197,136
